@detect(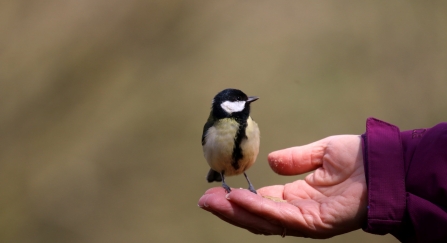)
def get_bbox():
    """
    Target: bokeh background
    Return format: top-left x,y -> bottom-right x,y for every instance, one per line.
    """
1,1 -> 446,242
